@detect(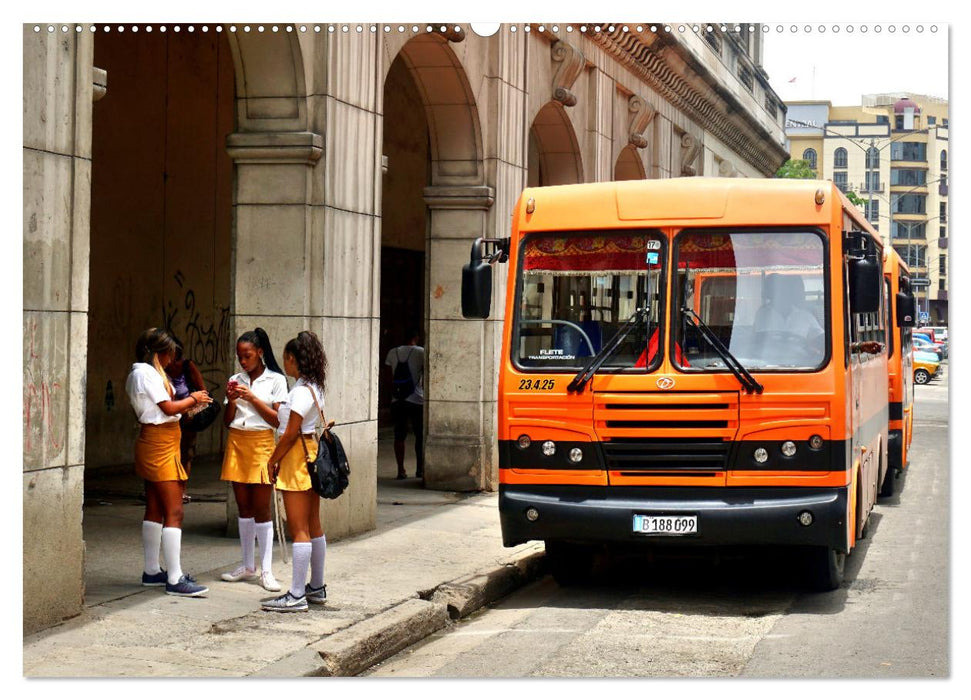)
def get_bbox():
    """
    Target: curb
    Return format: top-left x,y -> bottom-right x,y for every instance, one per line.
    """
252,547 -> 546,677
